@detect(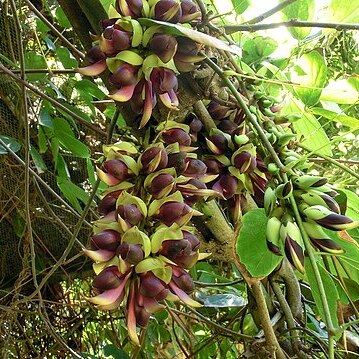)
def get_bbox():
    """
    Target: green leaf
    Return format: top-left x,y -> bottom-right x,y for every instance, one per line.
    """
243,37 -> 277,64
304,260 -> 339,328
196,293 -> 247,308
291,51 -> 327,106
326,0 -> 359,25
13,212 -> 26,238
236,208 -> 282,277
57,177 -> 91,213
74,79 -> 106,103
39,107 -> 54,128
137,18 -> 240,55
280,0 -> 315,39
311,108 -> 359,130
38,127 -> 48,154
231,0 -> 250,15
282,97 -> 332,156
55,7 -> 71,28
339,189 -> 359,221
100,0 -> 114,11
103,344 -> 129,359
30,146 -> 47,174
55,130 -> 90,158
320,79 -> 359,104
0,136 -> 22,154
24,53 -> 47,81
56,47 -> 78,69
